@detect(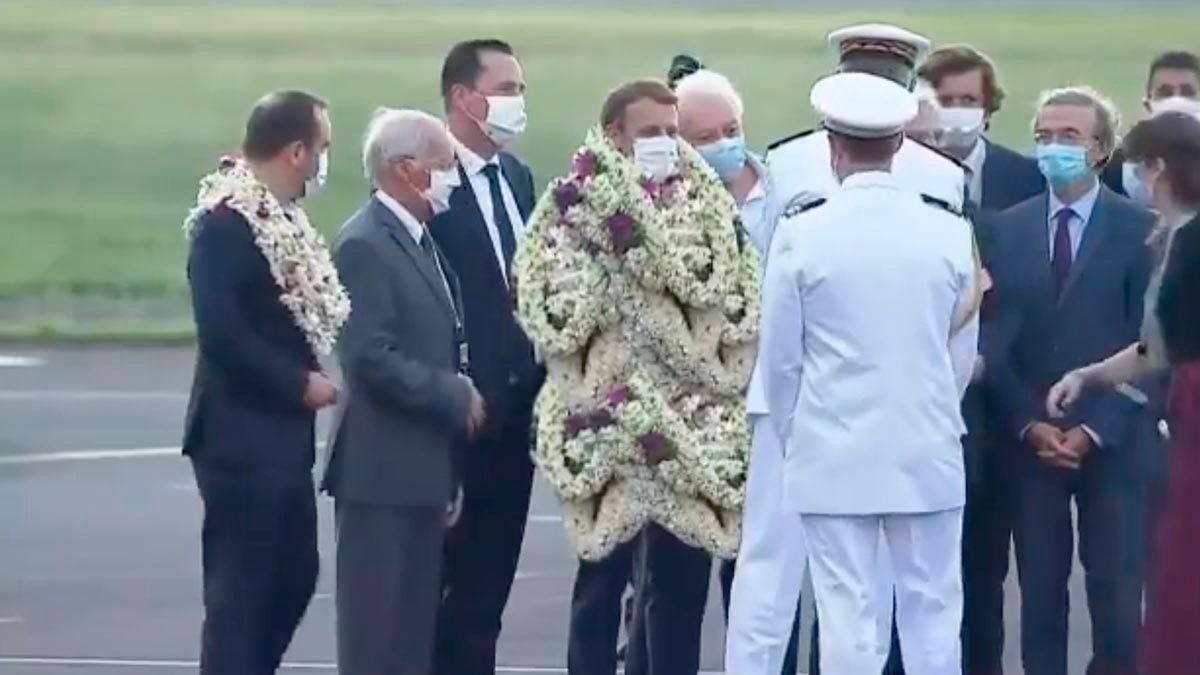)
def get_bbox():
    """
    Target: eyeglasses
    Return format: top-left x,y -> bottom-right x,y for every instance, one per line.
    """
1033,130 -> 1098,147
